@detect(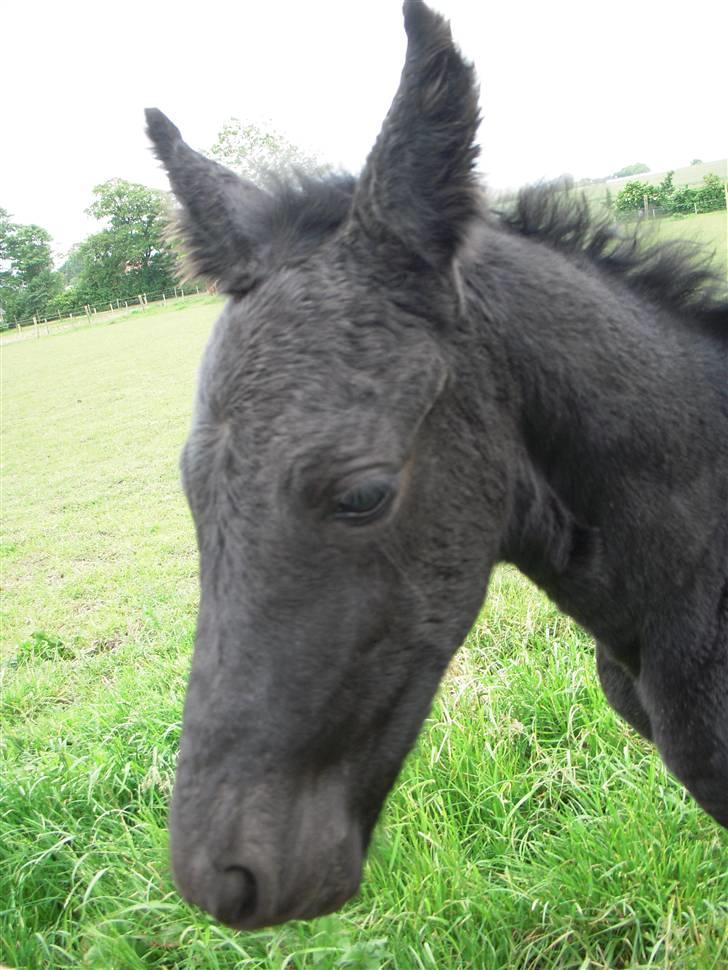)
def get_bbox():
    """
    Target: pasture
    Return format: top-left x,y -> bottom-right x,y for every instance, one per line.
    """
2,289 -> 727,968
653,210 -> 727,277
